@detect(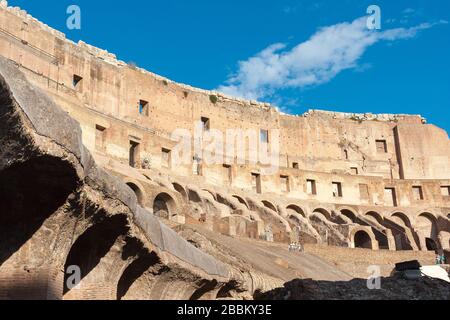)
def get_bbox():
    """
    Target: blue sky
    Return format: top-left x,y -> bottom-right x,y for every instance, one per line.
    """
8,0 -> 450,133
